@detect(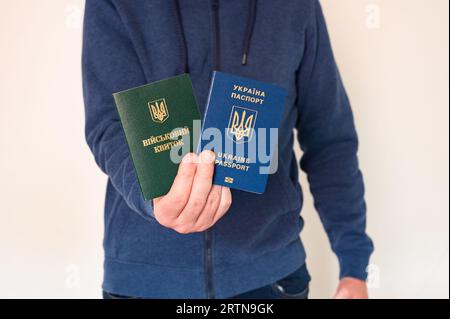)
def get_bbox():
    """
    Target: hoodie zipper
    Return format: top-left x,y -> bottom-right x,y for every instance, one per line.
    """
203,0 -> 220,300
204,229 -> 215,299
